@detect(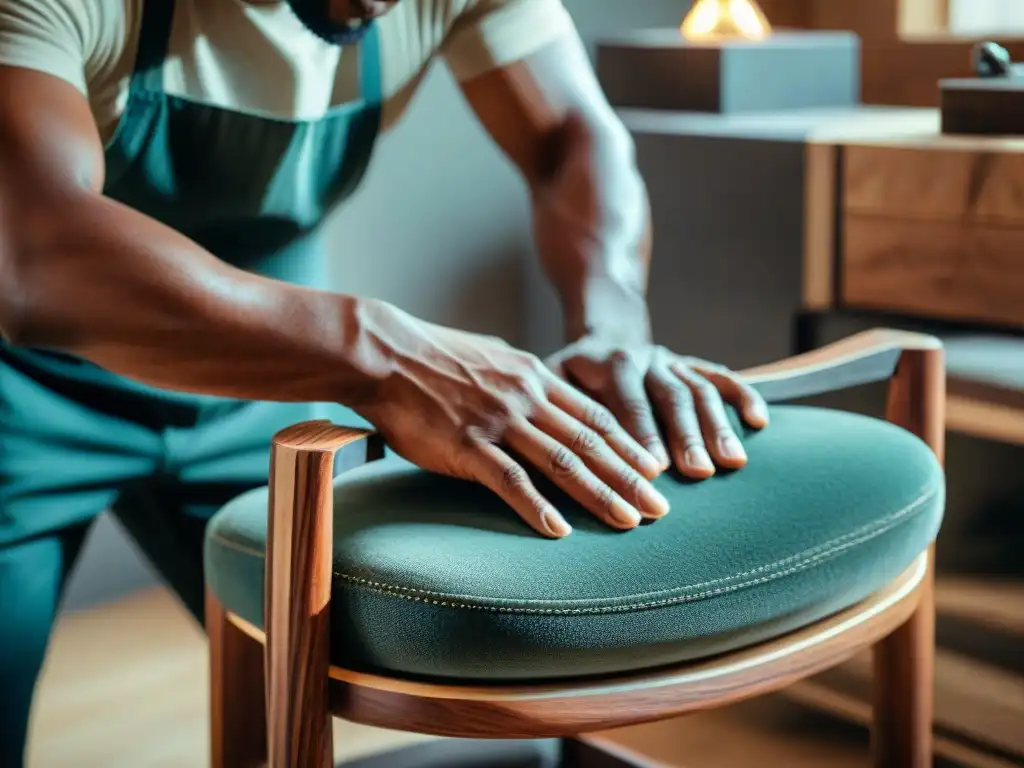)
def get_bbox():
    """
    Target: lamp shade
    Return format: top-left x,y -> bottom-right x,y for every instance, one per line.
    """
681,0 -> 772,41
